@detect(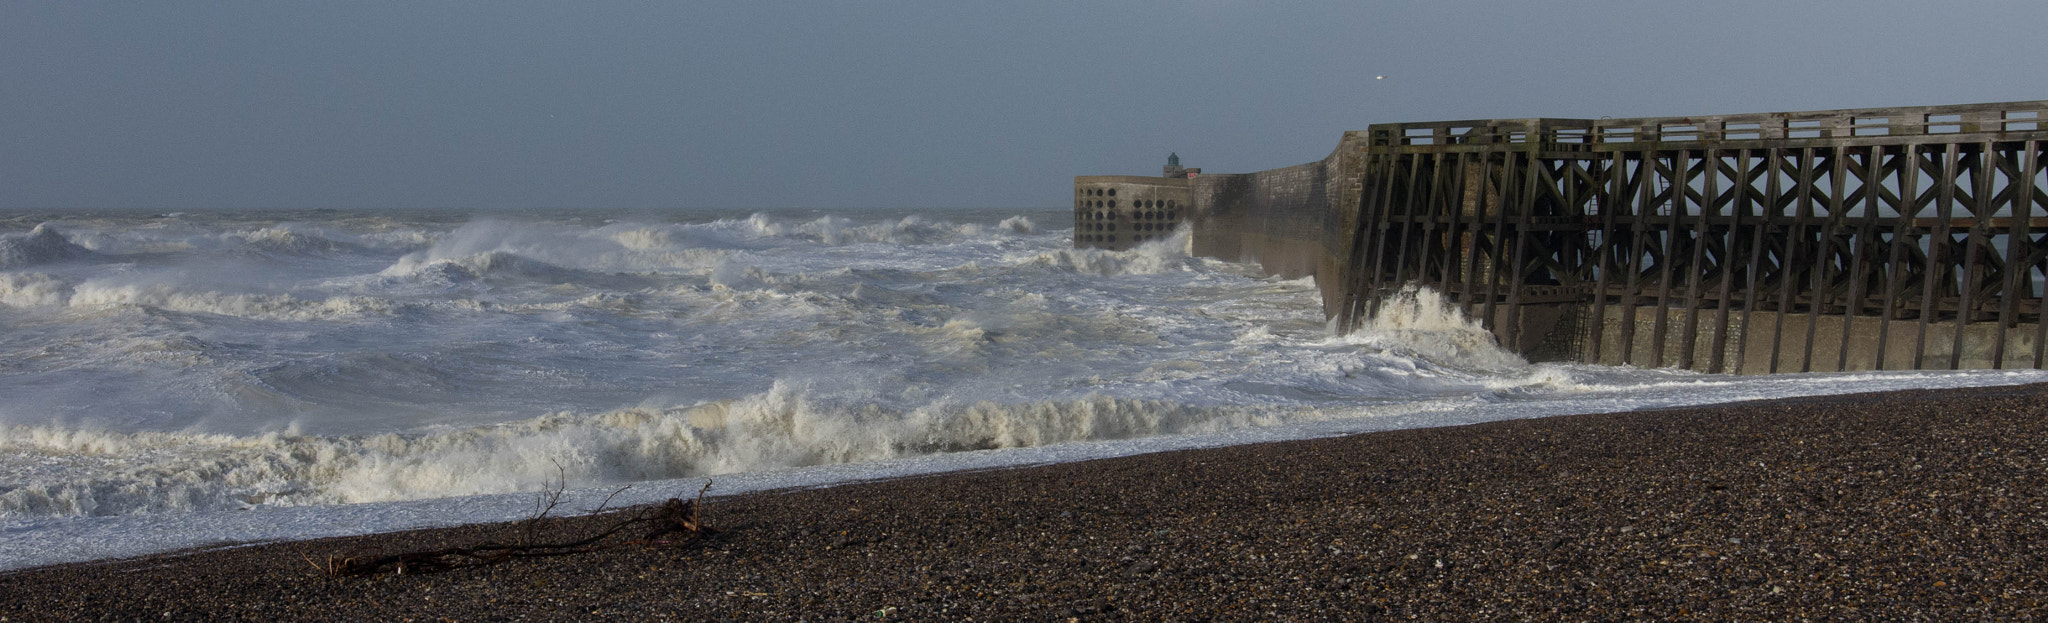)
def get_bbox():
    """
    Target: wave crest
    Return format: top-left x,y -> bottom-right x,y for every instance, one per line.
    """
235,226 -> 365,256
0,384 -> 1305,518
0,224 -> 91,269
1028,229 -> 1196,275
